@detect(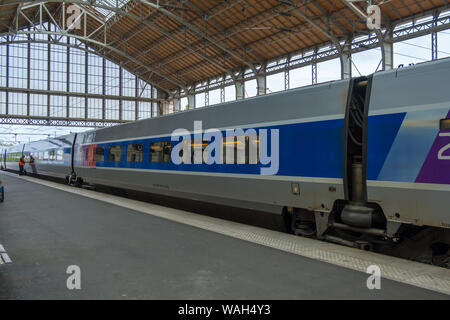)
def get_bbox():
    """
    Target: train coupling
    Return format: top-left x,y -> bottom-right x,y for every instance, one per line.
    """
67,174 -> 83,188
340,203 -> 385,228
